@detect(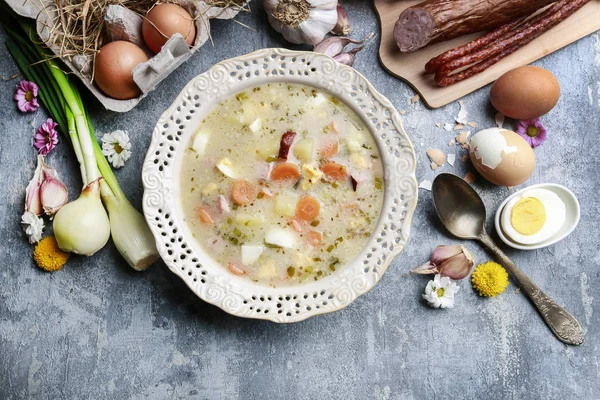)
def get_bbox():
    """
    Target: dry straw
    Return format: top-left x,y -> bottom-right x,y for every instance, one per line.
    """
36,0 -> 249,61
